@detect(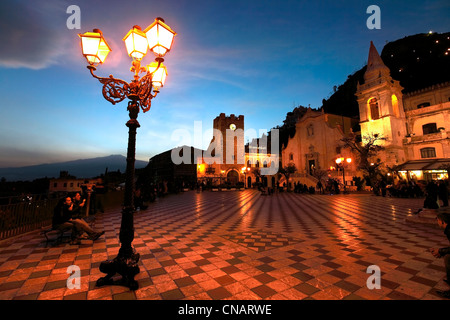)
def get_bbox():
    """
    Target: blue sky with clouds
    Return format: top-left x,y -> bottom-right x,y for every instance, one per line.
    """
0,0 -> 449,167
